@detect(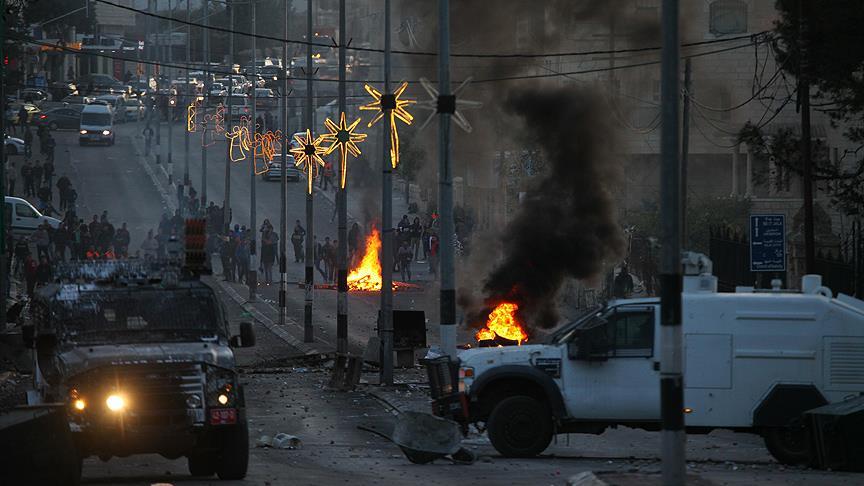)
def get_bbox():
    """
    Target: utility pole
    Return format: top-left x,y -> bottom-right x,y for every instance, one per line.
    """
437,0 -> 456,357
336,0 -> 348,354
681,58 -> 692,248
379,0 -> 394,385
303,0 -> 315,343
336,0 -> 348,355
201,0 -> 209,208
1,0 -> 7,324
659,0 -> 685,484
224,1 -> 234,233
167,0 -> 174,185
249,0 -> 258,301
799,0 -> 815,274
279,0 -> 289,328
184,0 -> 190,186
154,0 -> 162,166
